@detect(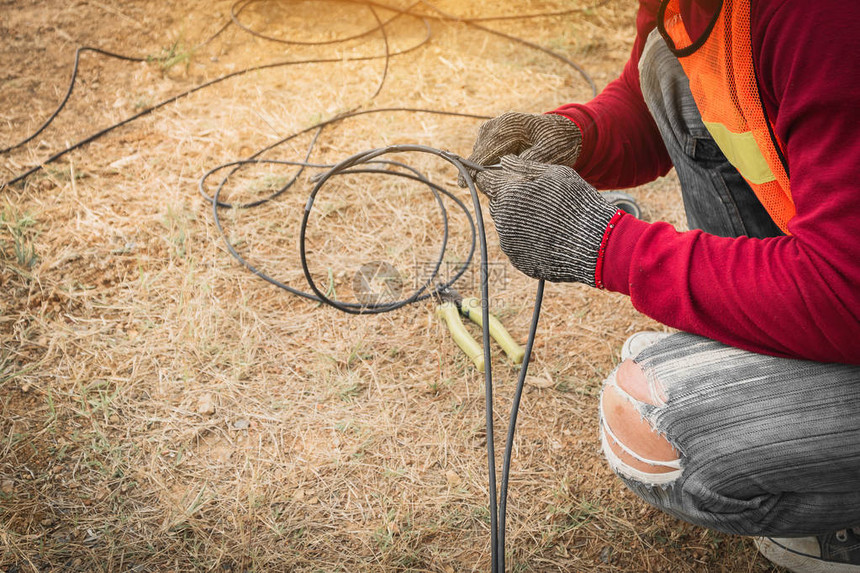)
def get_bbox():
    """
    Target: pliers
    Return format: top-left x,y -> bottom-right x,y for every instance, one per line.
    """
434,285 -> 525,372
